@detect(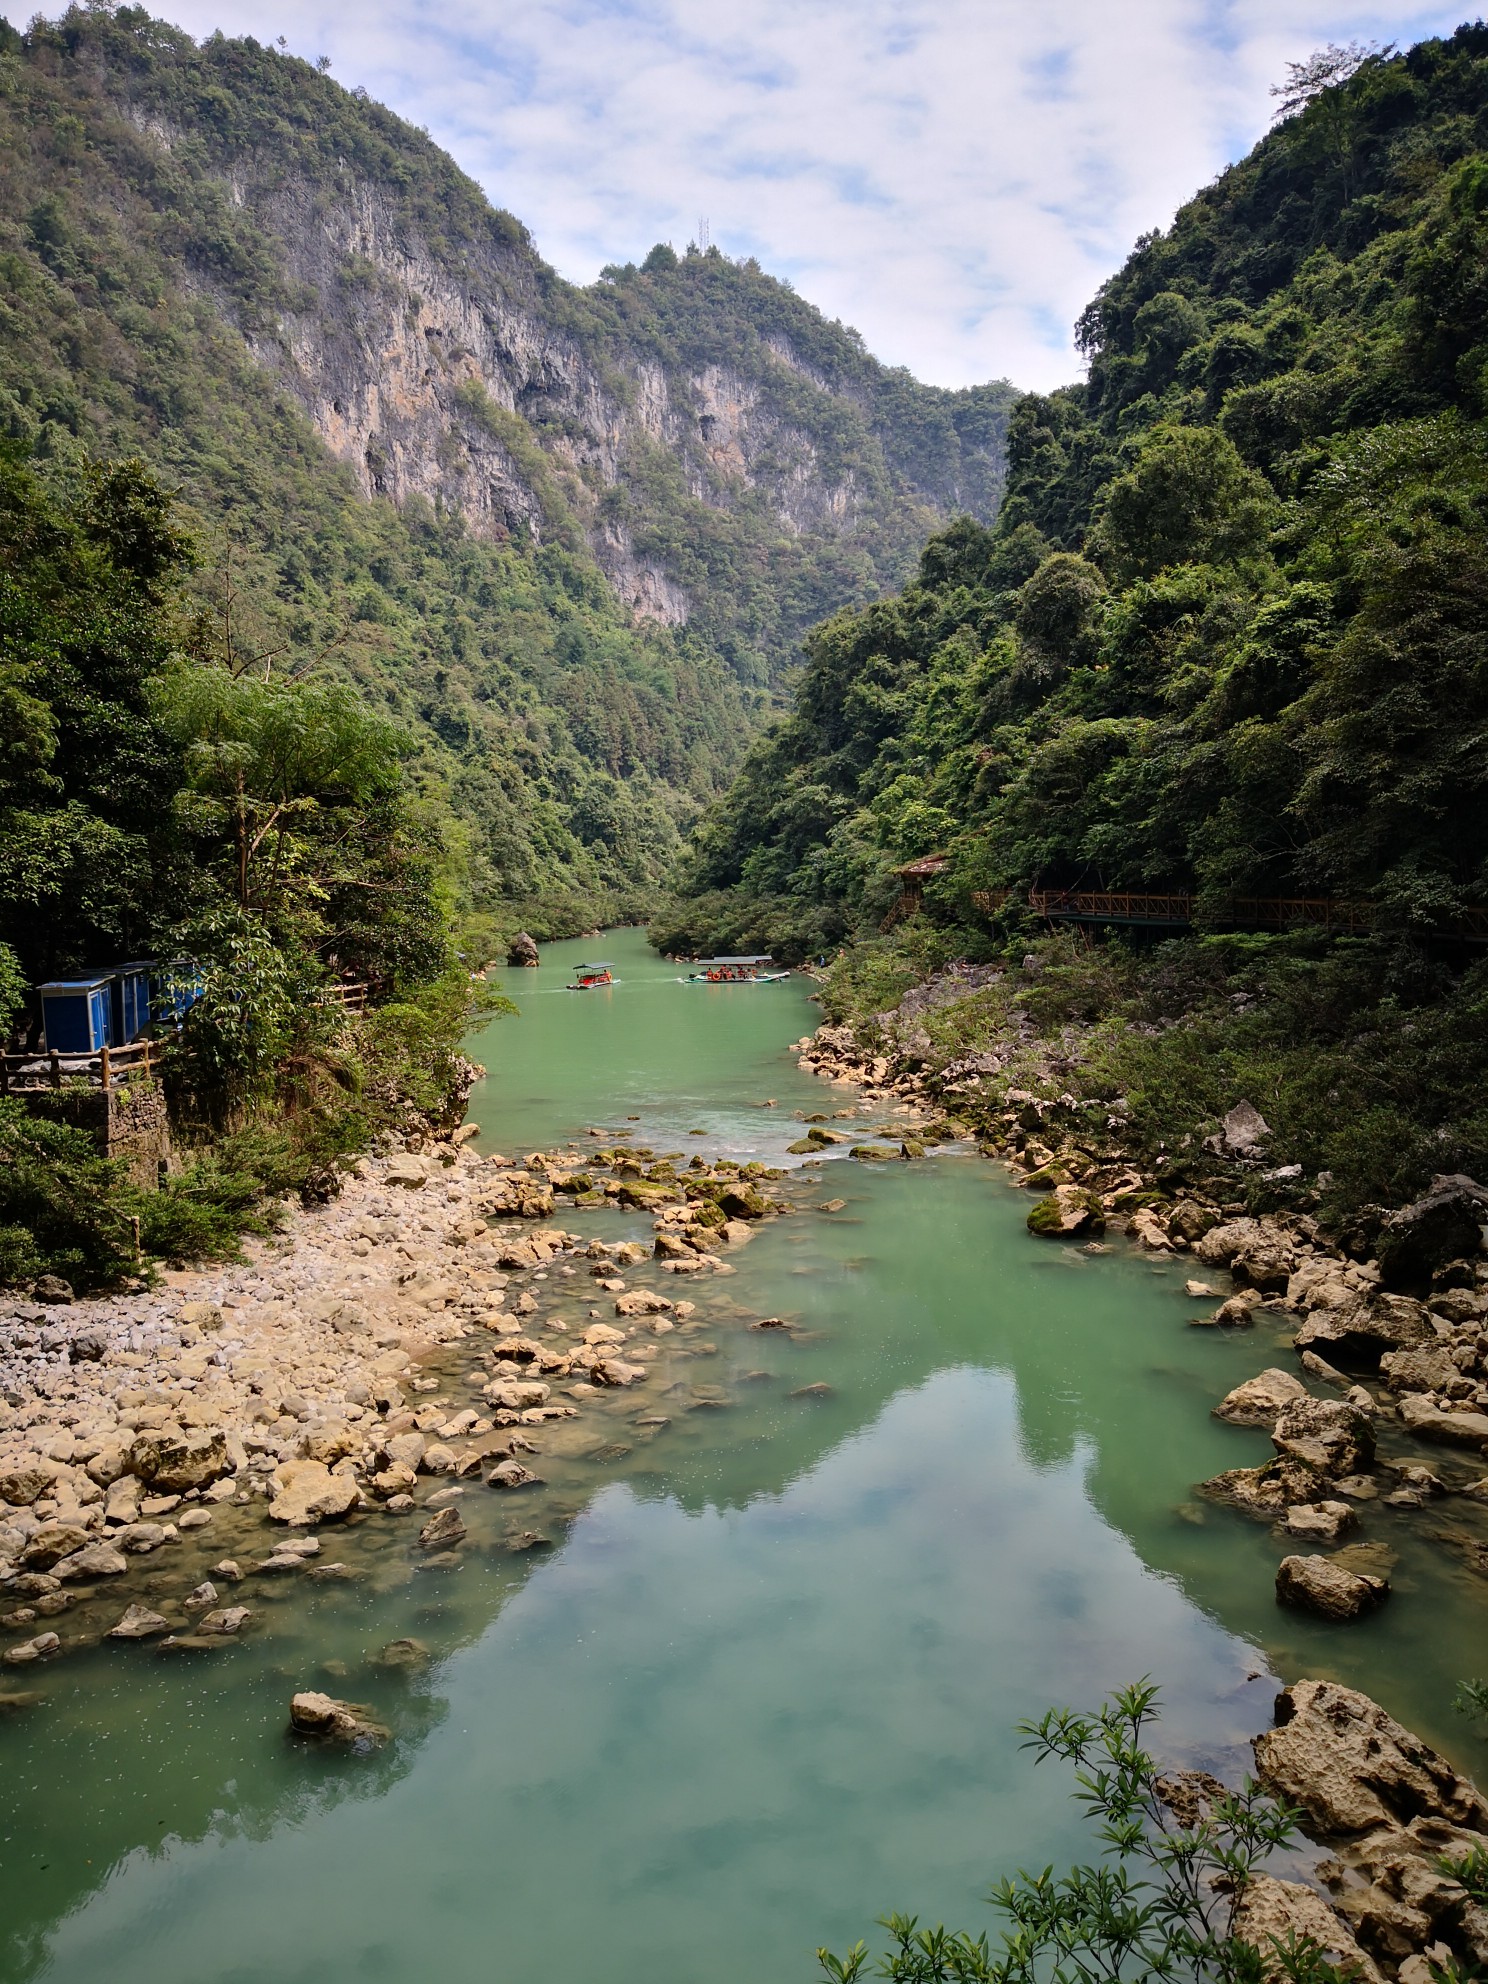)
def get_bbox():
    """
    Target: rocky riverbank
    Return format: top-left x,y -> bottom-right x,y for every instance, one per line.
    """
793,997 -> 1488,1977
0,1128 -> 784,1661
793,1011 -> 1488,1604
